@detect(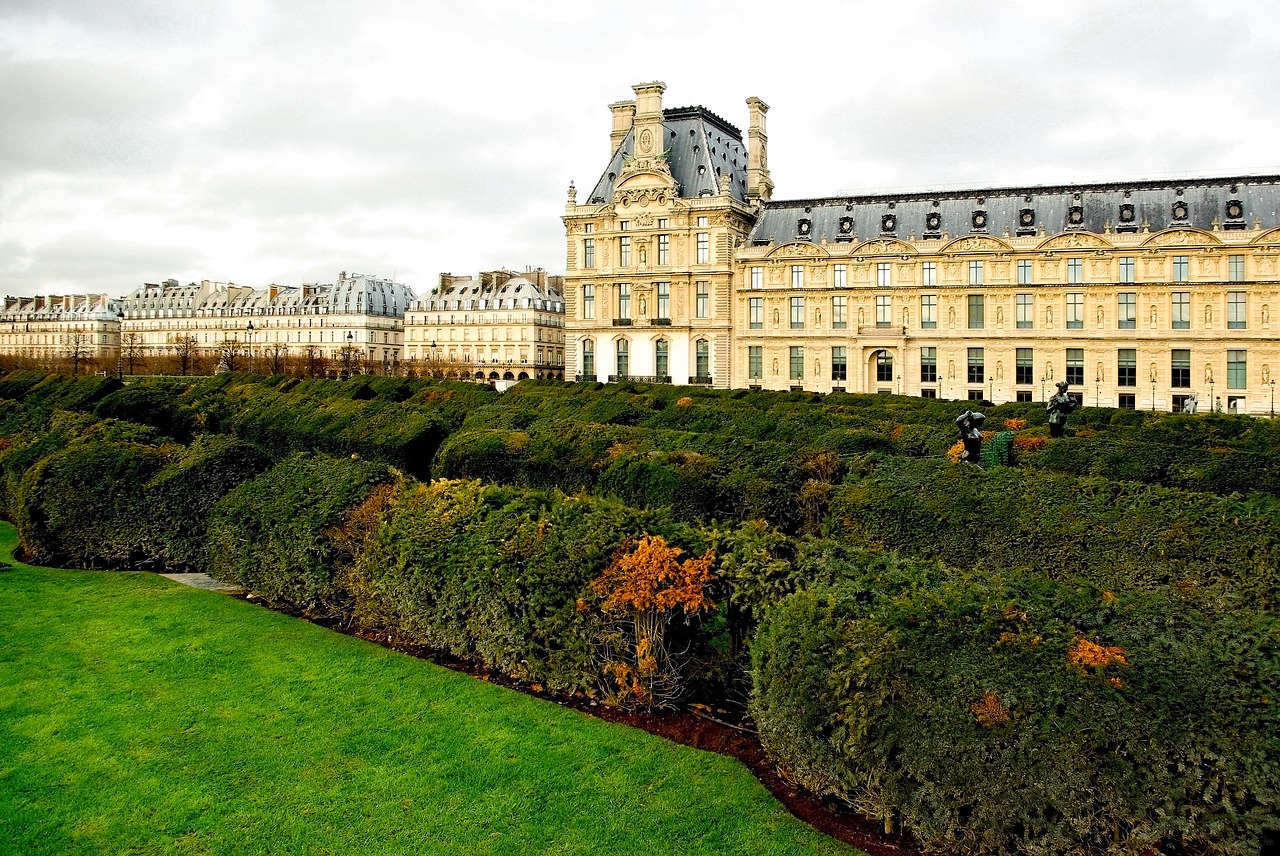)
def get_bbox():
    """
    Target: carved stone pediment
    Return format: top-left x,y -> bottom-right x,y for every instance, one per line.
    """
853,238 -> 918,256
1253,226 -> 1280,246
766,241 -> 830,259
614,152 -> 679,206
940,235 -> 1011,254
1036,232 -> 1113,251
1141,228 -> 1221,247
